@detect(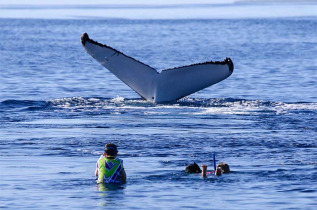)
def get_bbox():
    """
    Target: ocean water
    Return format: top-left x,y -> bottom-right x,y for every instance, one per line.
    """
0,2 -> 317,209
